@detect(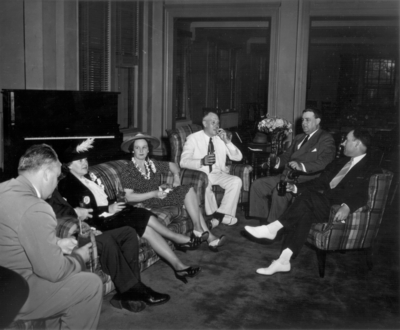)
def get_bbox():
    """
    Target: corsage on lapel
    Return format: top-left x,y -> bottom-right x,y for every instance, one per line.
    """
80,195 -> 91,208
89,172 -> 105,190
